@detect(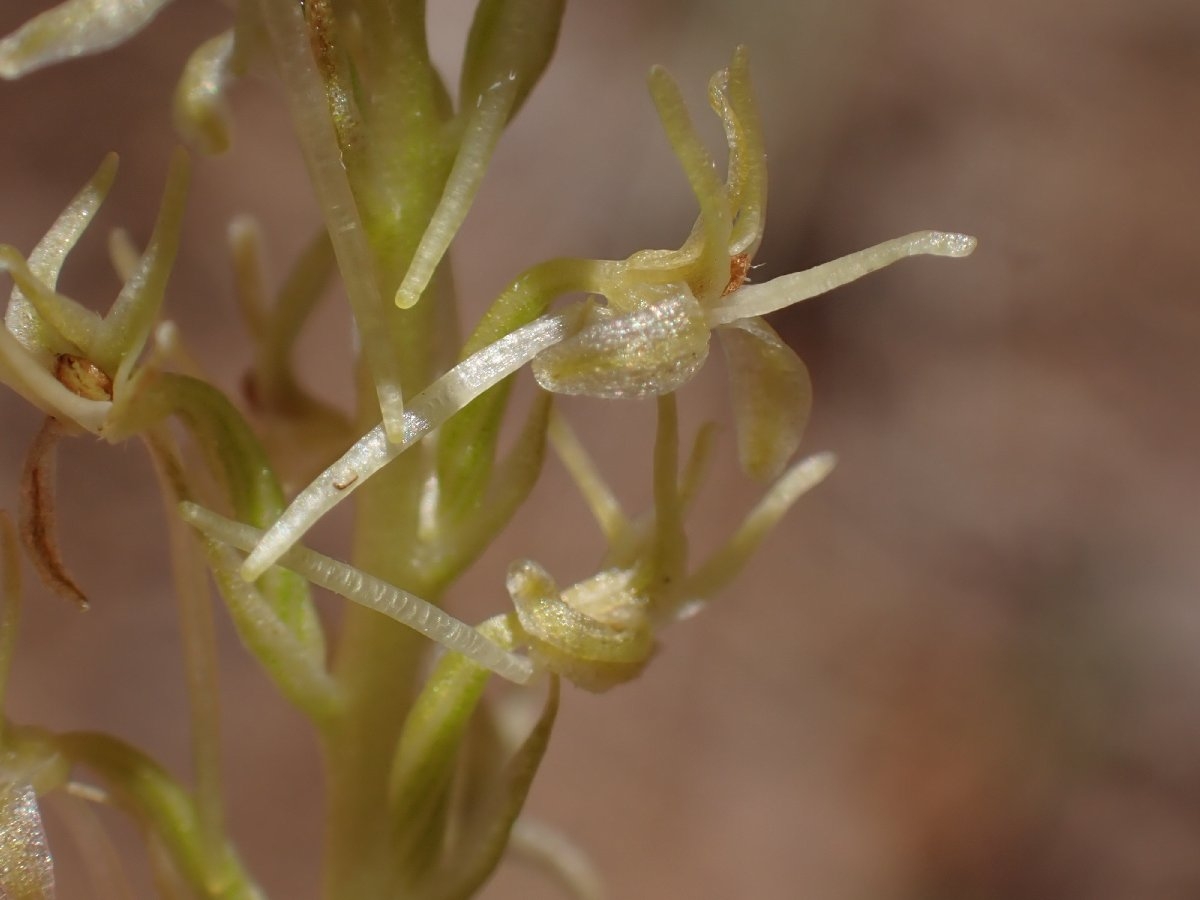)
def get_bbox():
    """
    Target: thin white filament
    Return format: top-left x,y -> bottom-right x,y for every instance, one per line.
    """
182,503 -> 533,685
704,231 -> 977,326
241,309 -> 578,580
